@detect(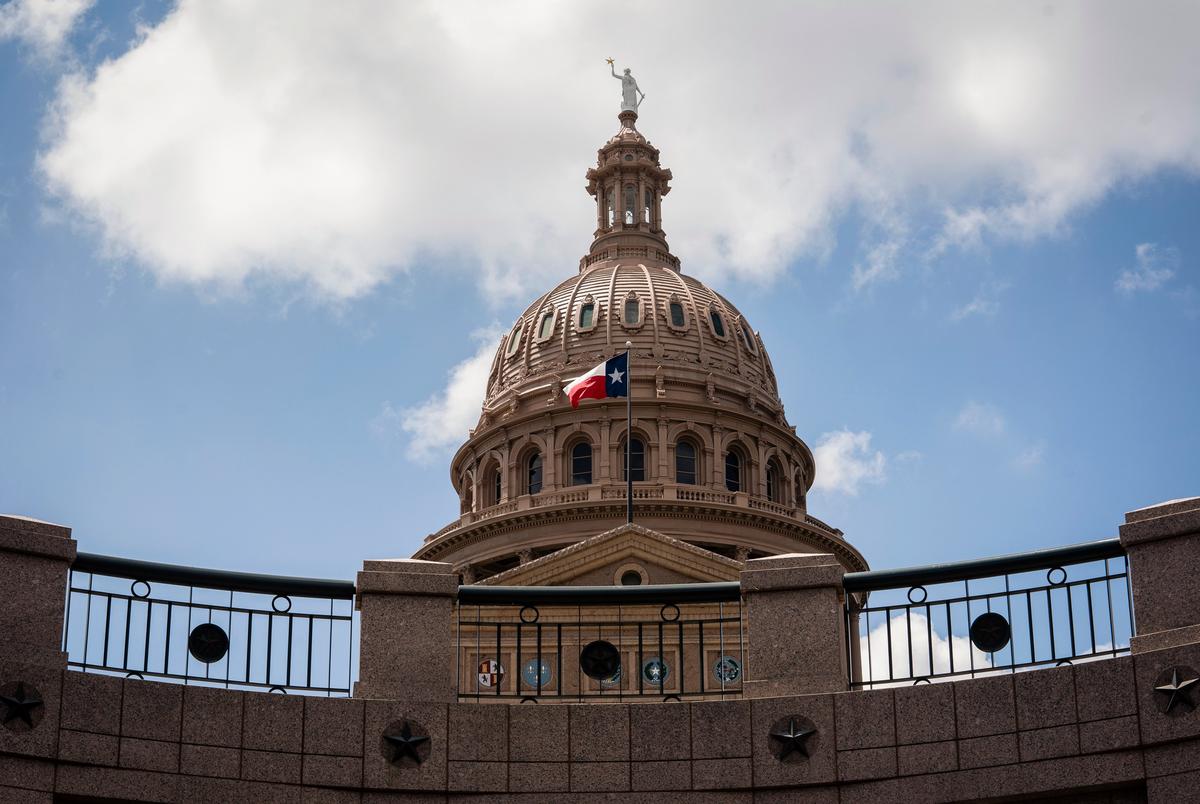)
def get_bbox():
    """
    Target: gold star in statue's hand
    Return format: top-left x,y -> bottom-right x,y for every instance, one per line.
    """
605,57 -> 614,65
